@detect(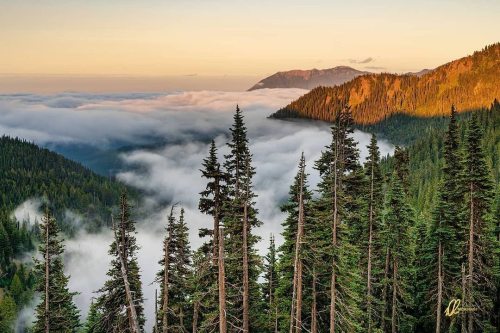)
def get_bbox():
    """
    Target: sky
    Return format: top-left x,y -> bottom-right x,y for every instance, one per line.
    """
1,0 -> 499,92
